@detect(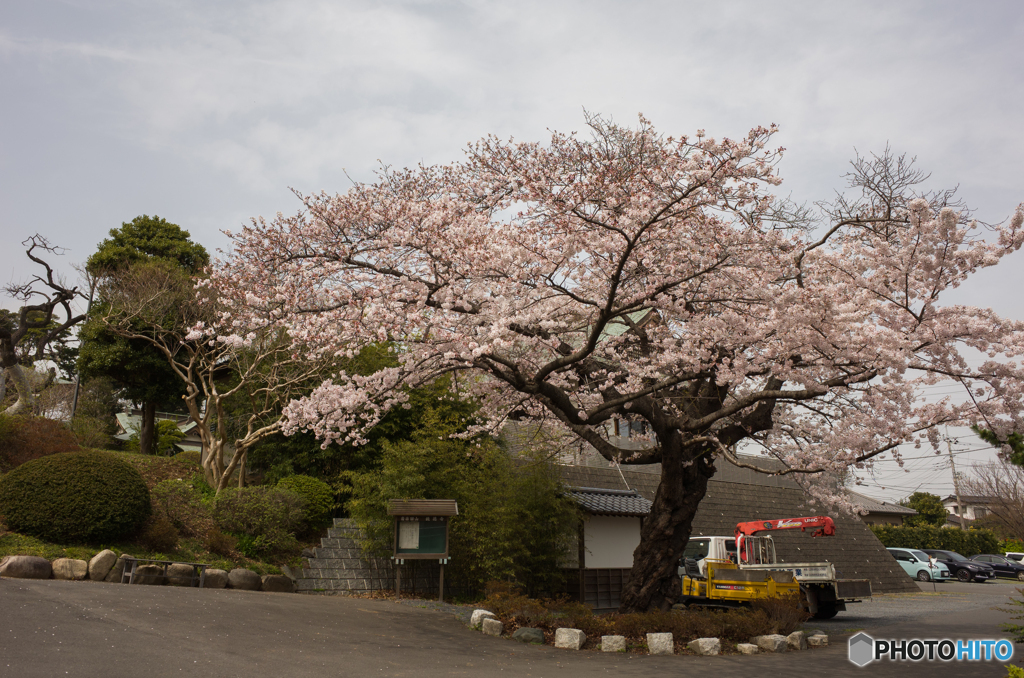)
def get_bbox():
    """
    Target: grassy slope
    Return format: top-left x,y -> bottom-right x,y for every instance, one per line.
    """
0,449 -> 306,575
